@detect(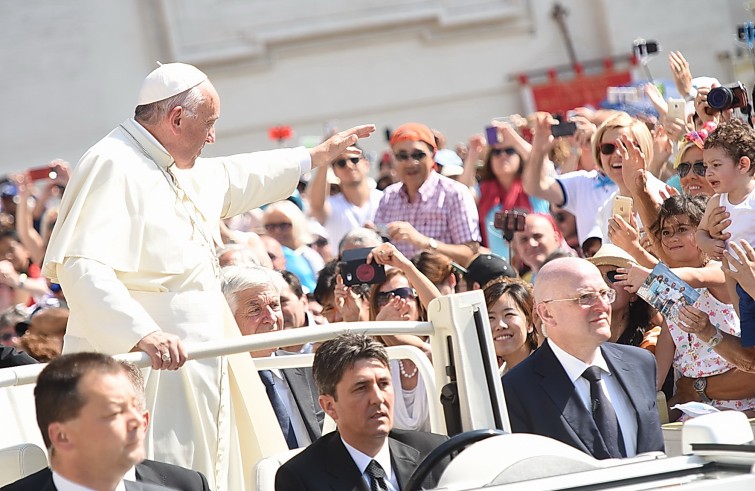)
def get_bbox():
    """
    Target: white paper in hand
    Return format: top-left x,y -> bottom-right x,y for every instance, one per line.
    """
671,402 -> 721,418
